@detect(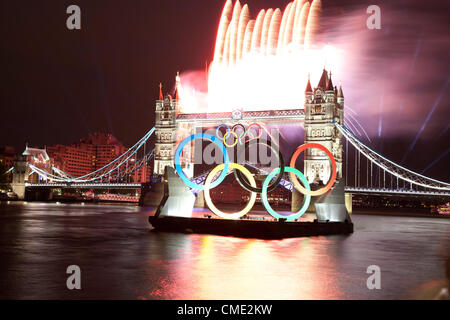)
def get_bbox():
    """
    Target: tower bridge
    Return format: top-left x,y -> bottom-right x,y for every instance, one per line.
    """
8,69 -> 450,210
